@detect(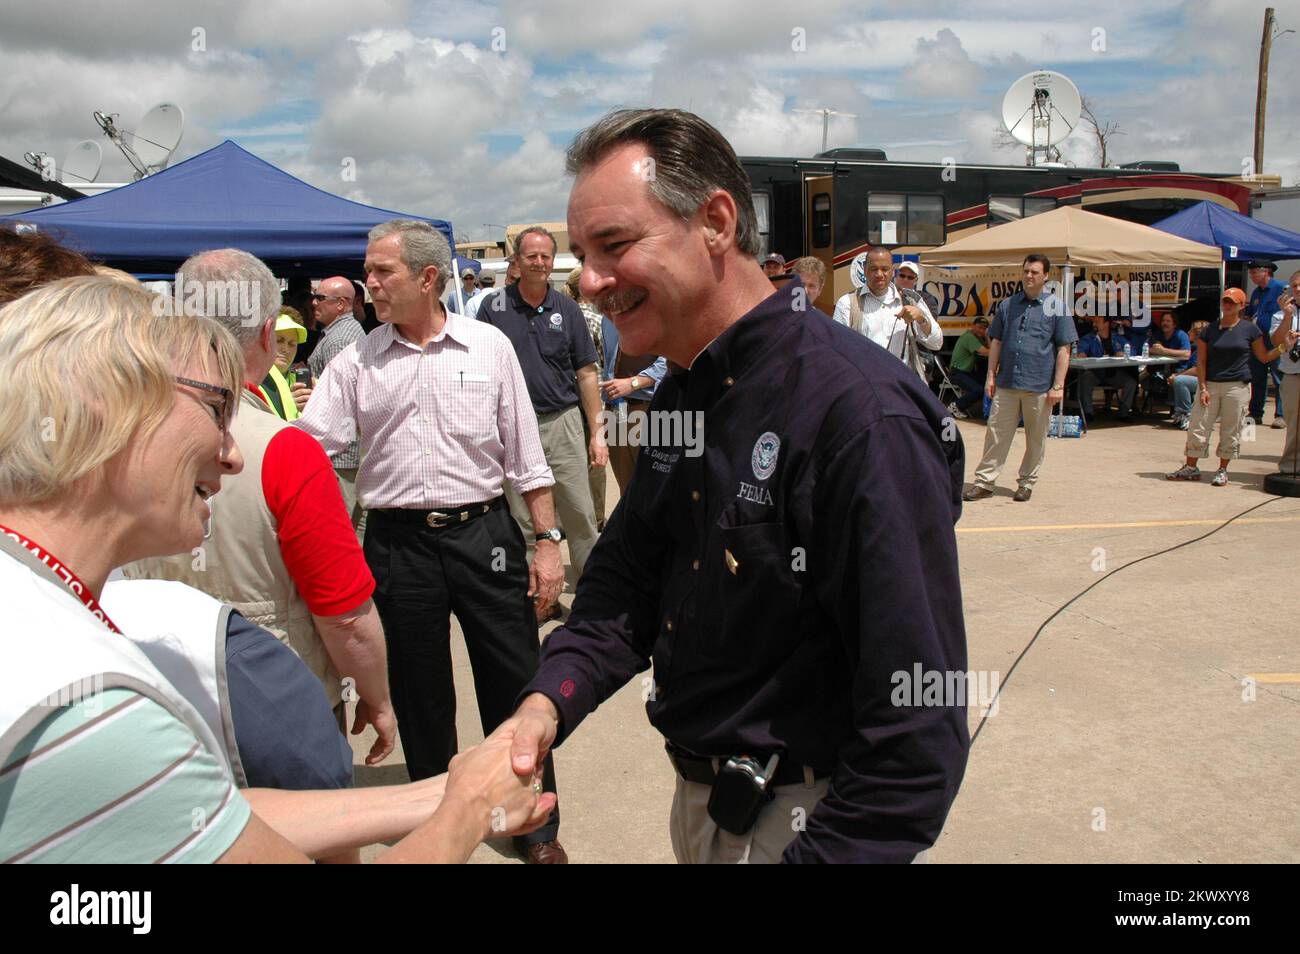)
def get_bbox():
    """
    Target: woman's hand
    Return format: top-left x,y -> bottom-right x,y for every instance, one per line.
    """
443,735 -> 555,839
